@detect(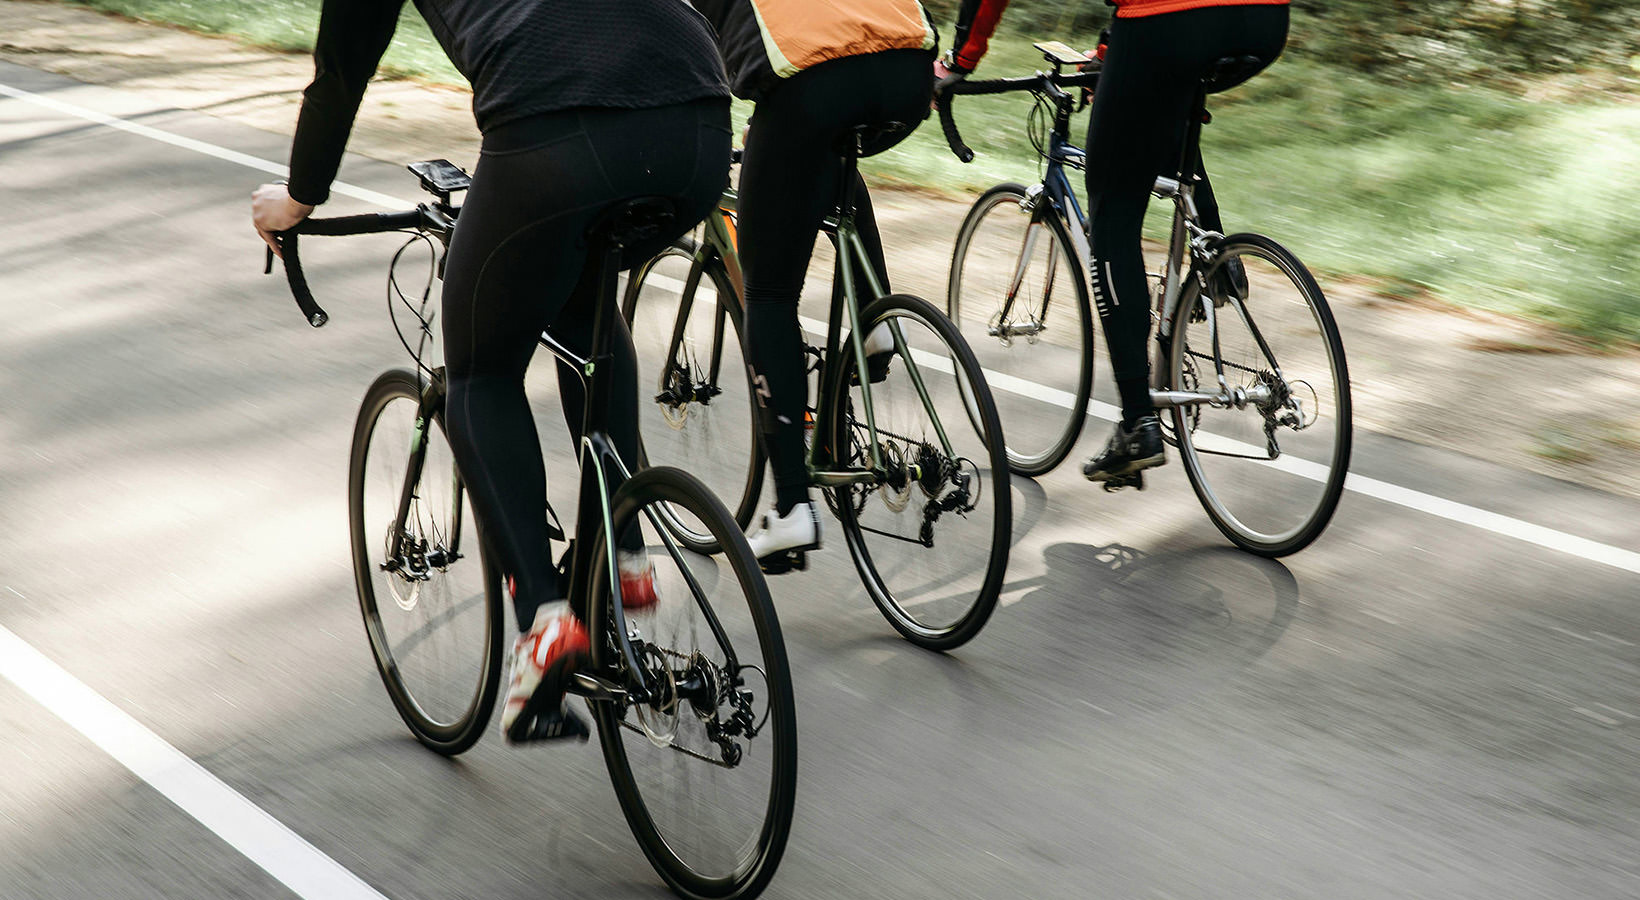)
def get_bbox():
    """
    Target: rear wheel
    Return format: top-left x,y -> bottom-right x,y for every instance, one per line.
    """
824,294 -> 1012,651
591,466 -> 796,900
349,369 -> 502,755
948,183 -> 1095,476
623,240 -> 764,553
1166,235 -> 1352,557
